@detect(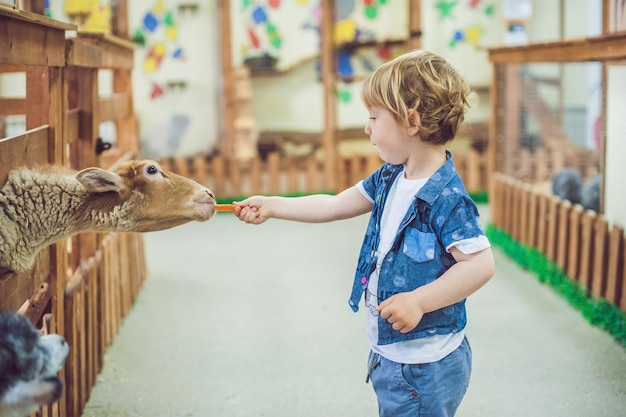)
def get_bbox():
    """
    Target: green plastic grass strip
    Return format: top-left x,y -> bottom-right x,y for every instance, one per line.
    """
486,224 -> 626,347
